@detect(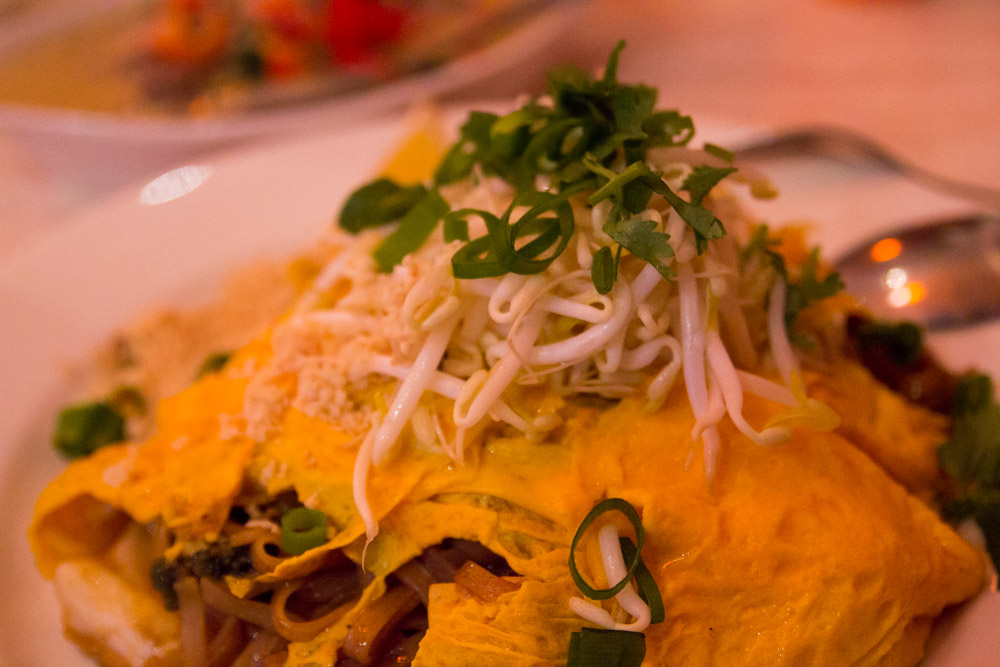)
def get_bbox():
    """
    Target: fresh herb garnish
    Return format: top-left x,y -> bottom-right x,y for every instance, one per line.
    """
568,498 -> 647,600
566,498 -> 665,663
372,190 -> 450,272
280,507 -> 329,555
682,165 -> 738,206
53,401 -> 126,459
603,215 -> 675,283
783,248 -> 845,329
618,537 -> 665,624
340,178 -> 429,234
741,225 -> 845,340
567,627 -> 646,667
854,320 -> 924,366
337,41 -> 734,291
938,374 -> 1000,565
